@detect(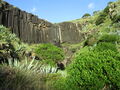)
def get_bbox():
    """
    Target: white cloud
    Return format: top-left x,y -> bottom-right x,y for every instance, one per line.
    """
31,7 -> 37,12
88,3 -> 95,9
